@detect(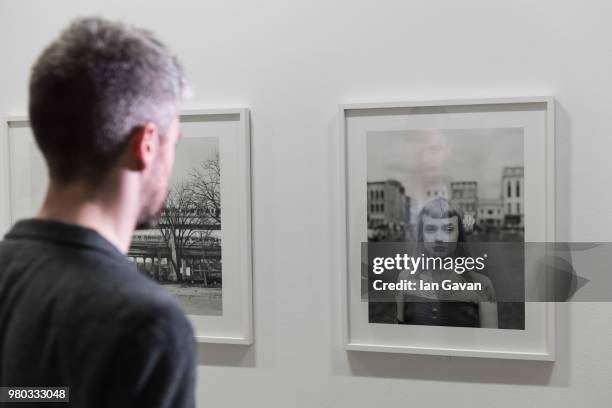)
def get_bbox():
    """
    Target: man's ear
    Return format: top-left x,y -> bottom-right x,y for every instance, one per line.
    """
129,123 -> 159,171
